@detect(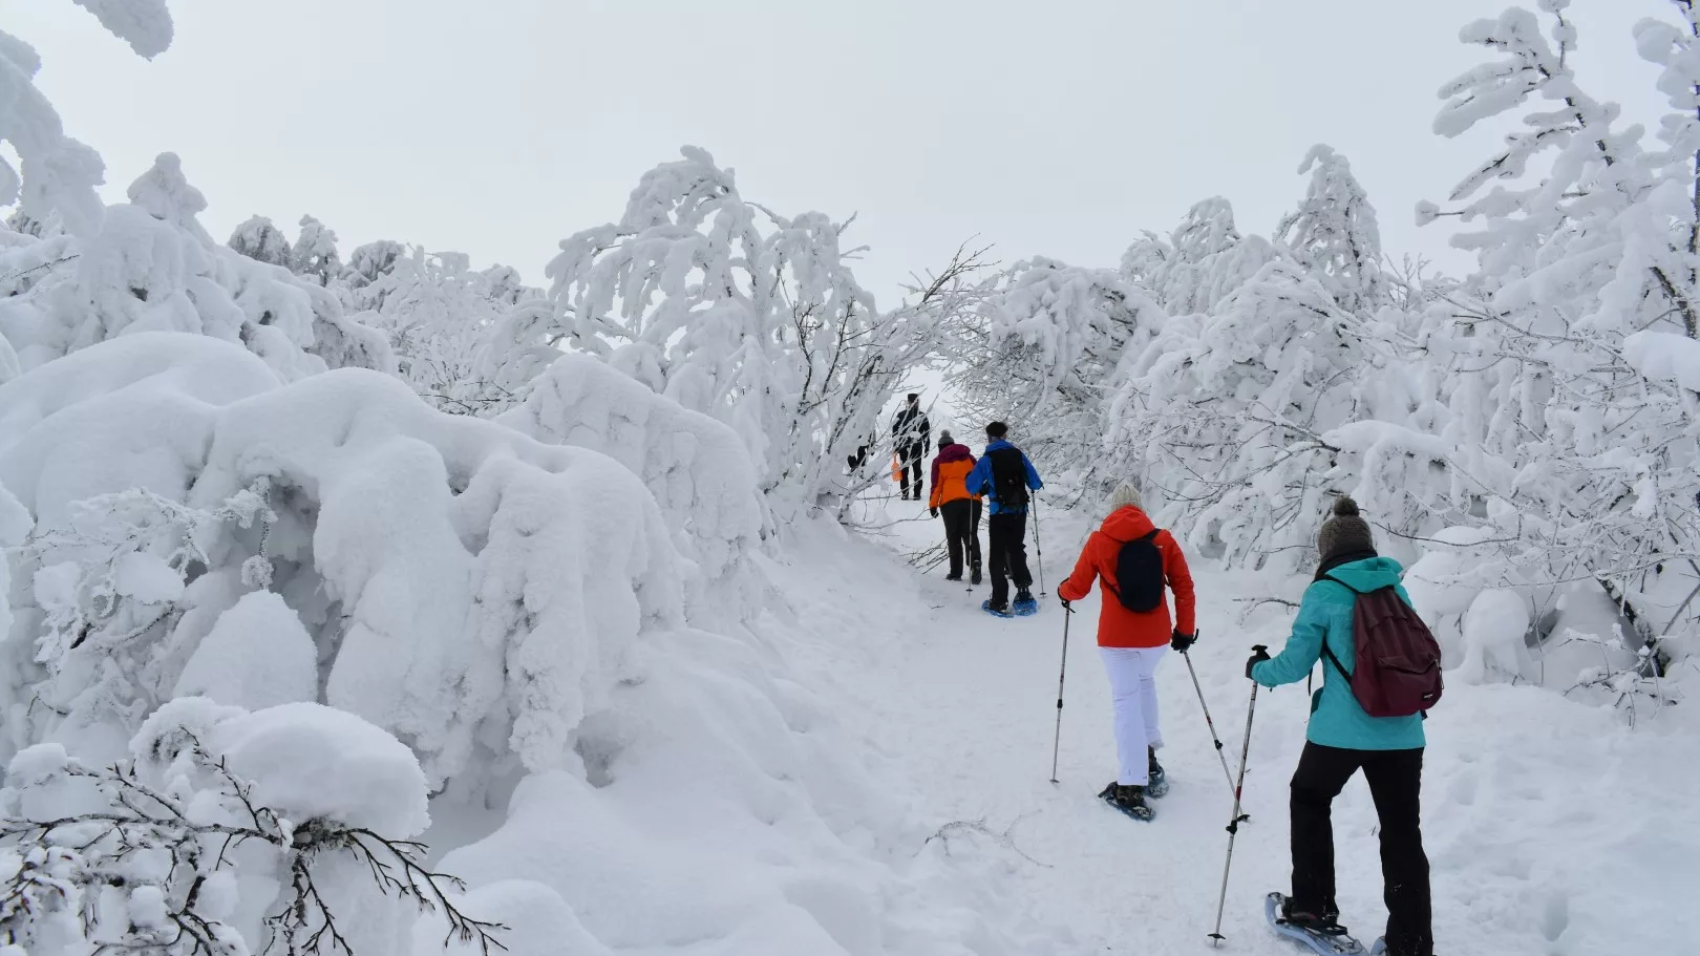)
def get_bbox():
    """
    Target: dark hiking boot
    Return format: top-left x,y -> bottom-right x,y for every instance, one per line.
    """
1097,781 -> 1153,821
1015,588 -> 1034,604
1148,746 -> 1165,784
945,573 -> 962,582
970,563 -> 982,585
